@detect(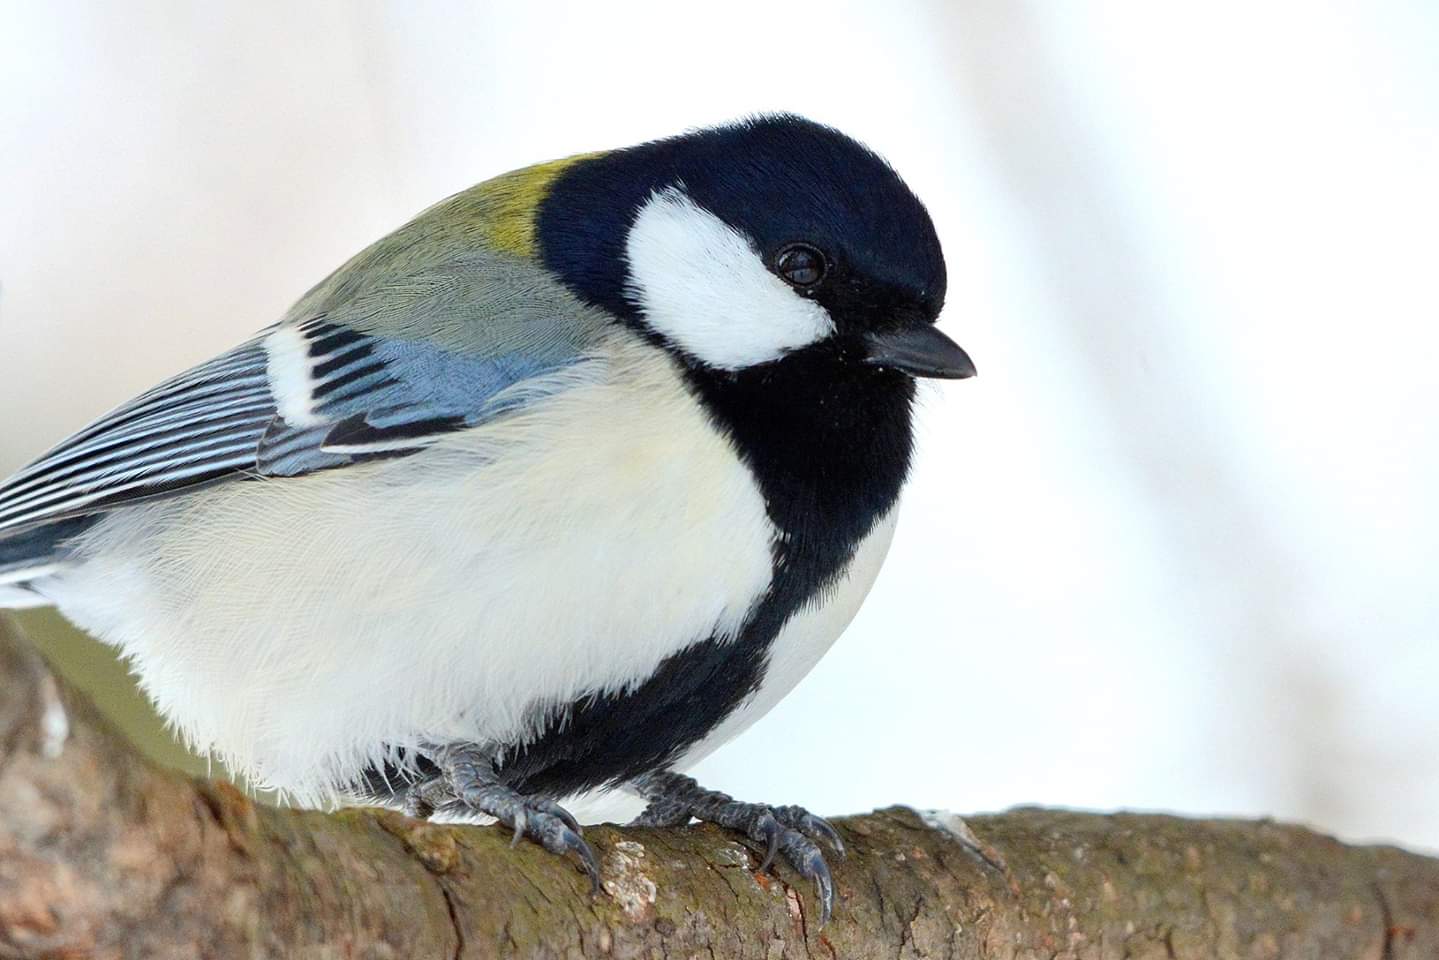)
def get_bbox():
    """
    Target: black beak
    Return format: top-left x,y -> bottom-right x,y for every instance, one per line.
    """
862,324 -> 976,379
